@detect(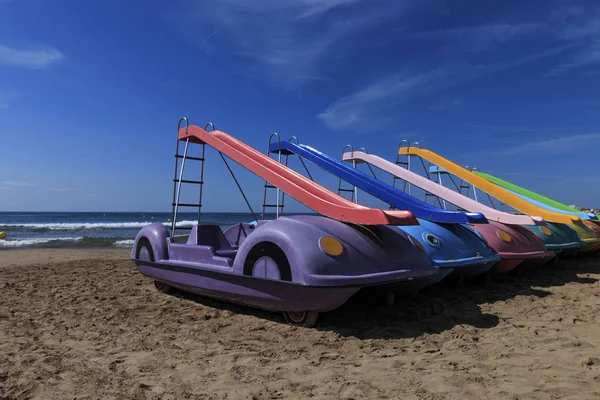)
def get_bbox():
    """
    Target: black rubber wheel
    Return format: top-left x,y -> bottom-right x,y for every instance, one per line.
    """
513,265 -> 523,278
136,238 -> 173,294
446,274 -> 464,287
154,280 -> 173,294
283,311 -> 319,328
385,291 -> 396,306
480,270 -> 492,286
